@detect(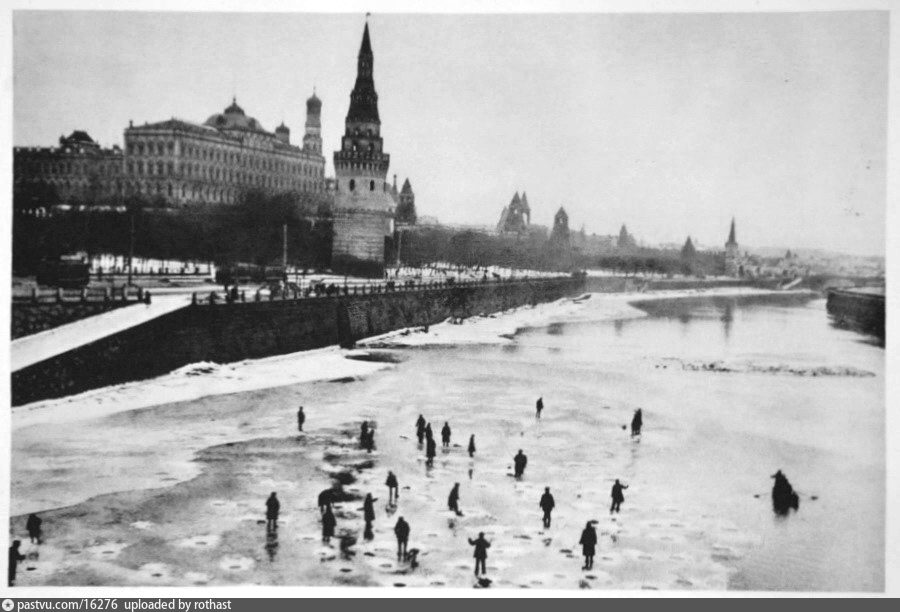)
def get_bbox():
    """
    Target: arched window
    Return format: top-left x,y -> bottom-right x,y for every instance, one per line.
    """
167,183 -> 173,196
349,179 -> 355,192
369,180 -> 375,191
